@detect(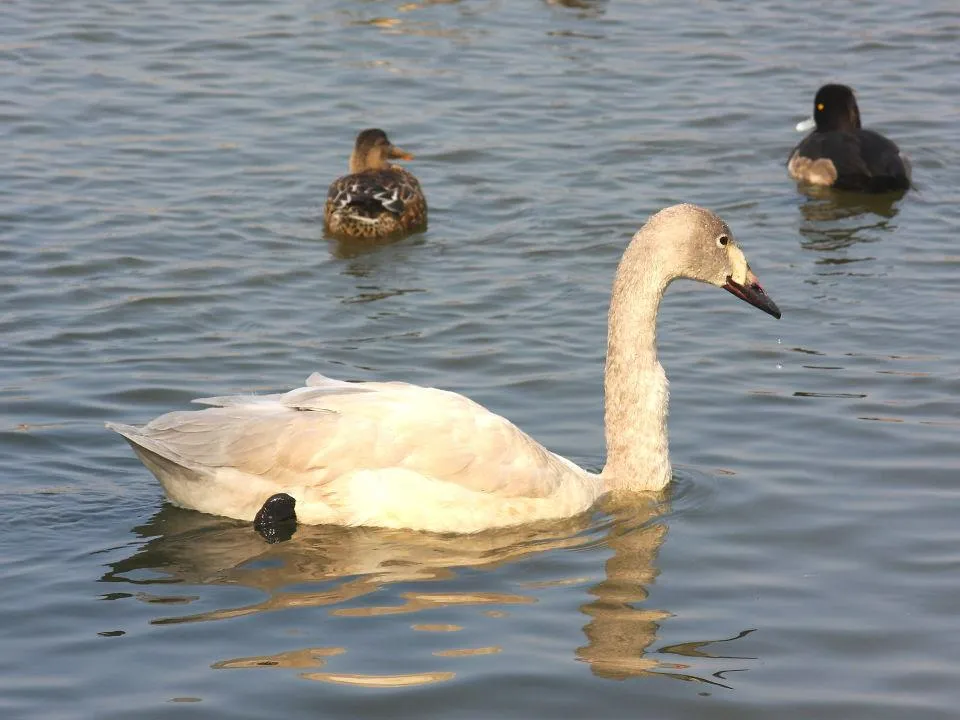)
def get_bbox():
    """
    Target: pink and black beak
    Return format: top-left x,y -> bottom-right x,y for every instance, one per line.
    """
723,270 -> 781,319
